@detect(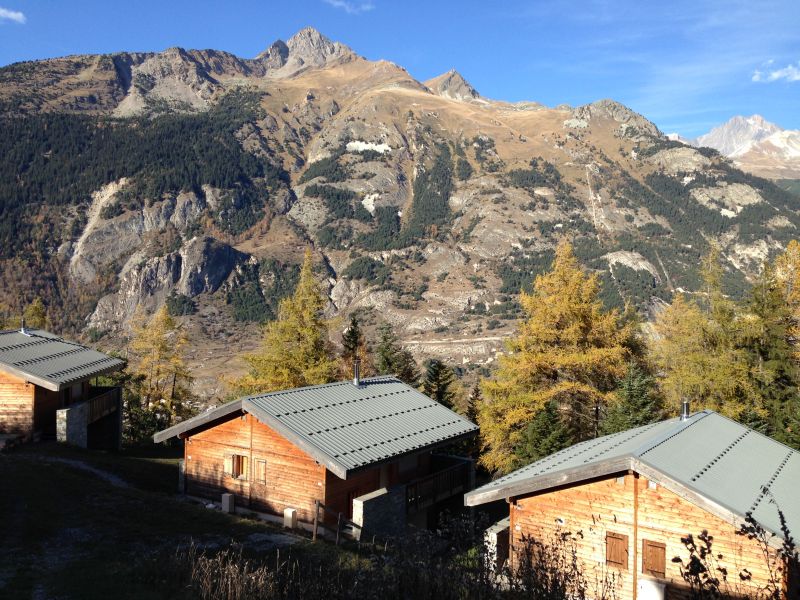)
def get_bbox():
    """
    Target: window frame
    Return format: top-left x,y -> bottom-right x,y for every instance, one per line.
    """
254,458 -> 267,485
